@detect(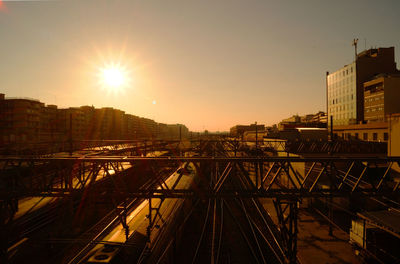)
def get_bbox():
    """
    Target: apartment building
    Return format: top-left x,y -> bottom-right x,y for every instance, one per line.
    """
364,74 -> 400,123
0,94 -> 43,143
0,93 -> 191,146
